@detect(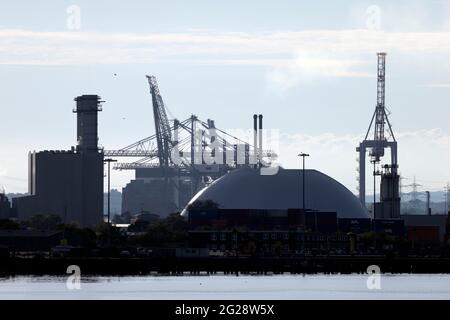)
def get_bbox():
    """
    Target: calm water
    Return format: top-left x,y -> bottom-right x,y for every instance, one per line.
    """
0,274 -> 449,299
